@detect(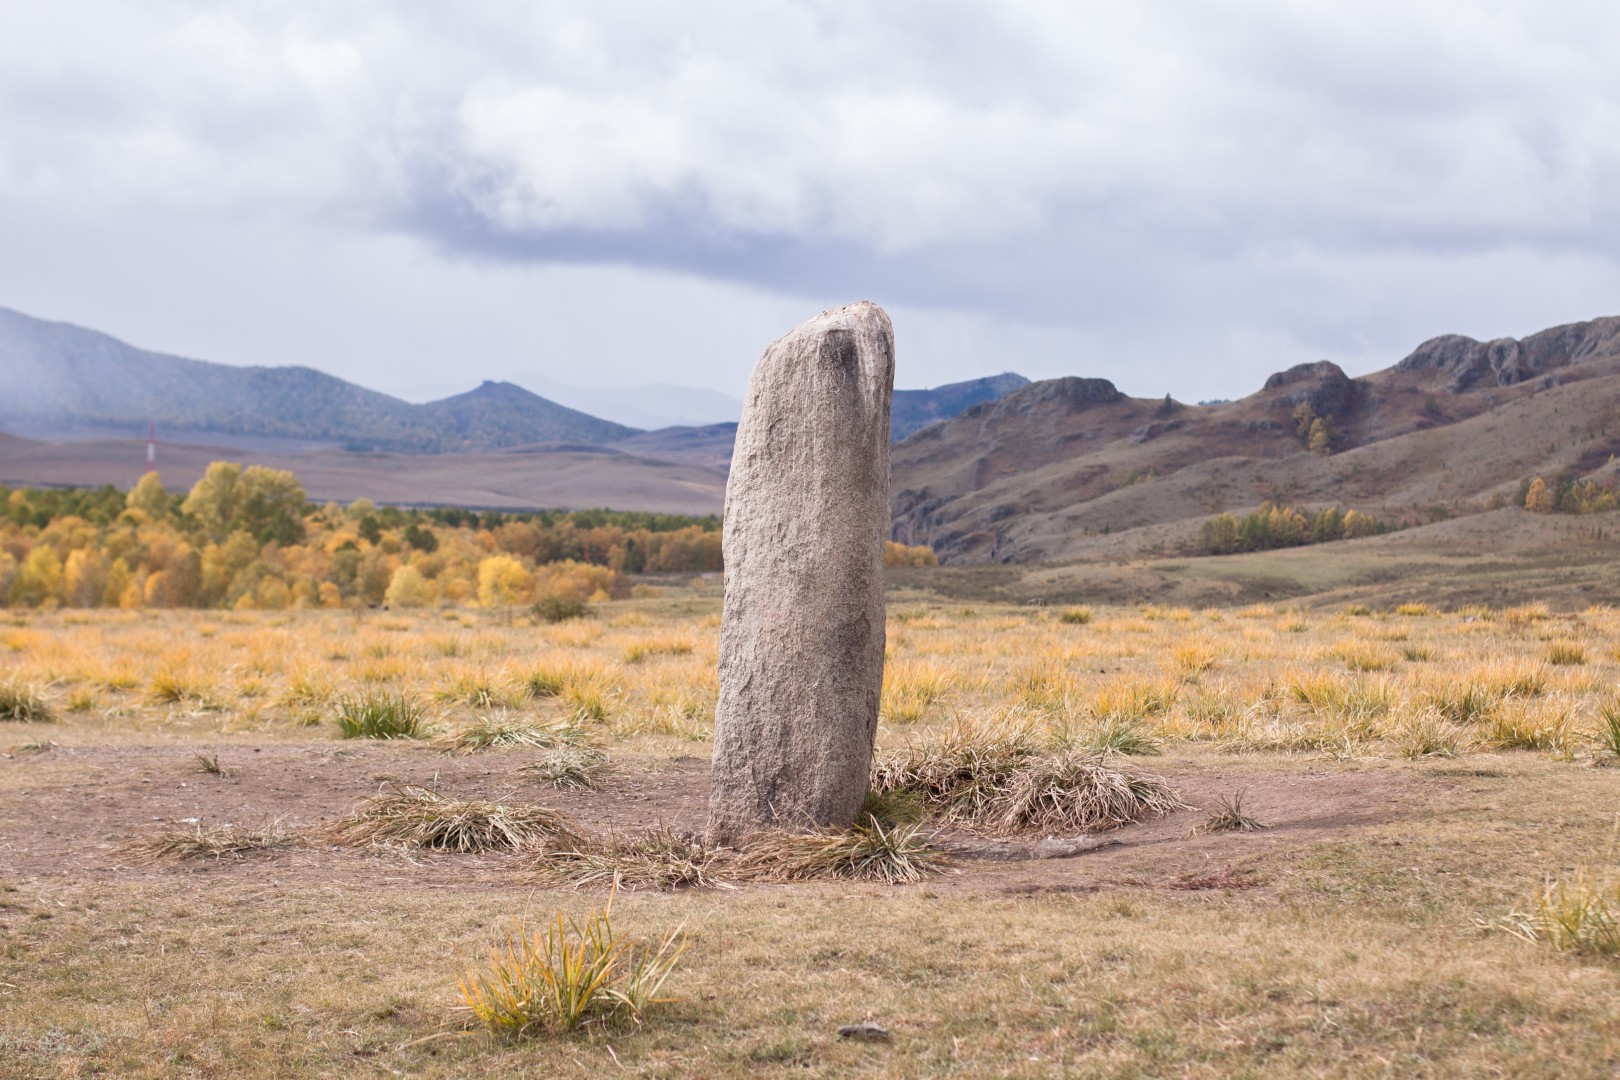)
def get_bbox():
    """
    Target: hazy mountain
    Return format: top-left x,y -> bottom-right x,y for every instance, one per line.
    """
0,307 -> 635,452
890,315 -> 1620,564
890,372 -> 1031,440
